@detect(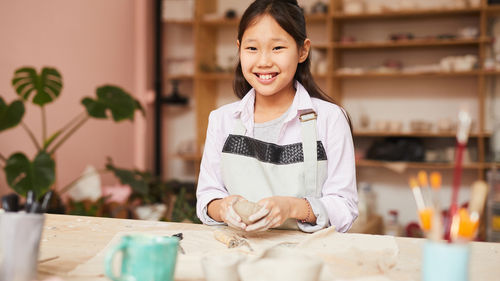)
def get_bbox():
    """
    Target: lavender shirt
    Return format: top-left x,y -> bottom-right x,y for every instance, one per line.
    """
195,81 -> 358,232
